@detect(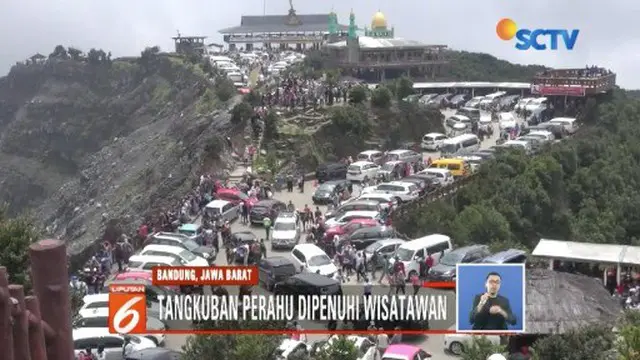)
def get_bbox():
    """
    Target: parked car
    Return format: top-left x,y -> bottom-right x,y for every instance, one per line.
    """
258,256 -> 298,291
315,162 -> 348,183
290,244 -> 338,277
364,238 -> 406,270
344,225 -> 396,251
377,161 -> 406,182
312,179 -> 350,204
271,213 -> 301,249
73,328 -> 156,358
249,199 -> 287,225
215,188 -> 258,208
346,161 -> 380,183
427,245 -> 491,281
323,218 -> 380,241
